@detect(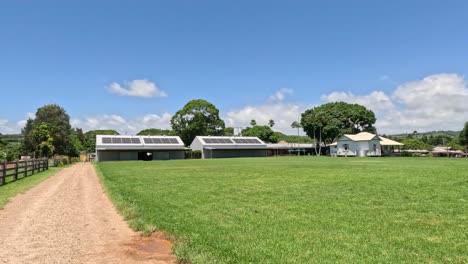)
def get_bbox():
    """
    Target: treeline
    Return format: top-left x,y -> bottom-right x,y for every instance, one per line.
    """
384,126 -> 468,151
2,100 -> 467,161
